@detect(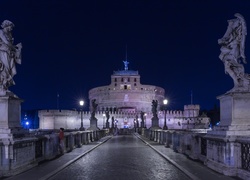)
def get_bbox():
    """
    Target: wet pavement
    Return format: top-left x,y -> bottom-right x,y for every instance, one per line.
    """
5,133 -> 242,180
